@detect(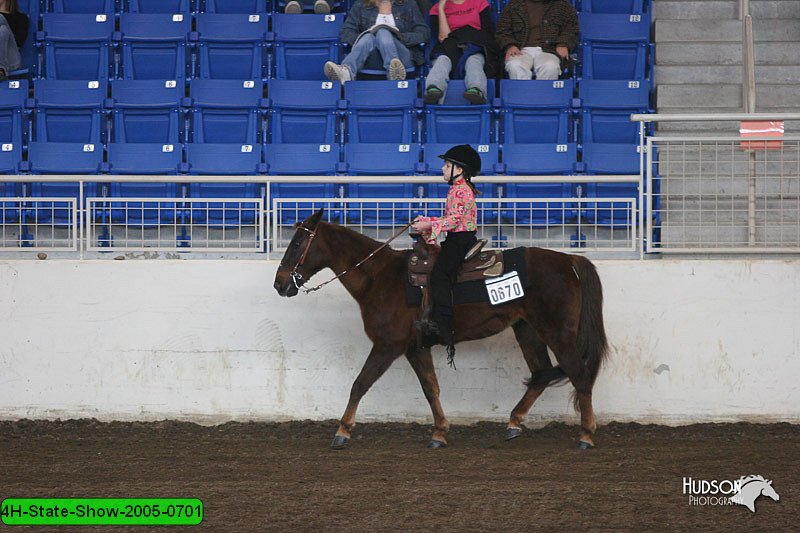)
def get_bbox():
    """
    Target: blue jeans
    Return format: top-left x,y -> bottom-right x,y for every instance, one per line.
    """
342,29 -> 412,78
0,17 -> 21,73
